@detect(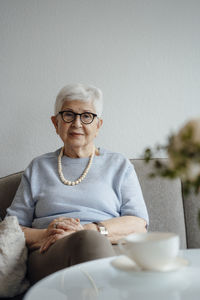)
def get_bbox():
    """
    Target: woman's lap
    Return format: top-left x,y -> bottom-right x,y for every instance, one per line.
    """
28,230 -> 115,284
